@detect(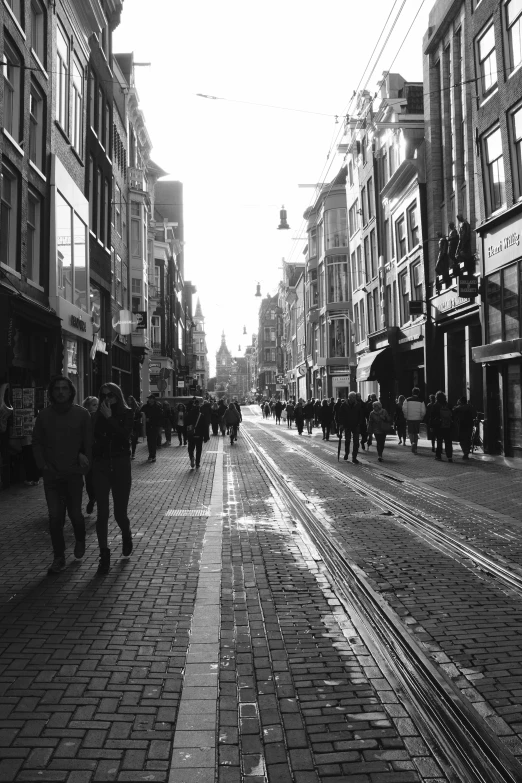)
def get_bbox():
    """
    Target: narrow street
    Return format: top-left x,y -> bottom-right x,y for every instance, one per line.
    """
1,407 -> 522,783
